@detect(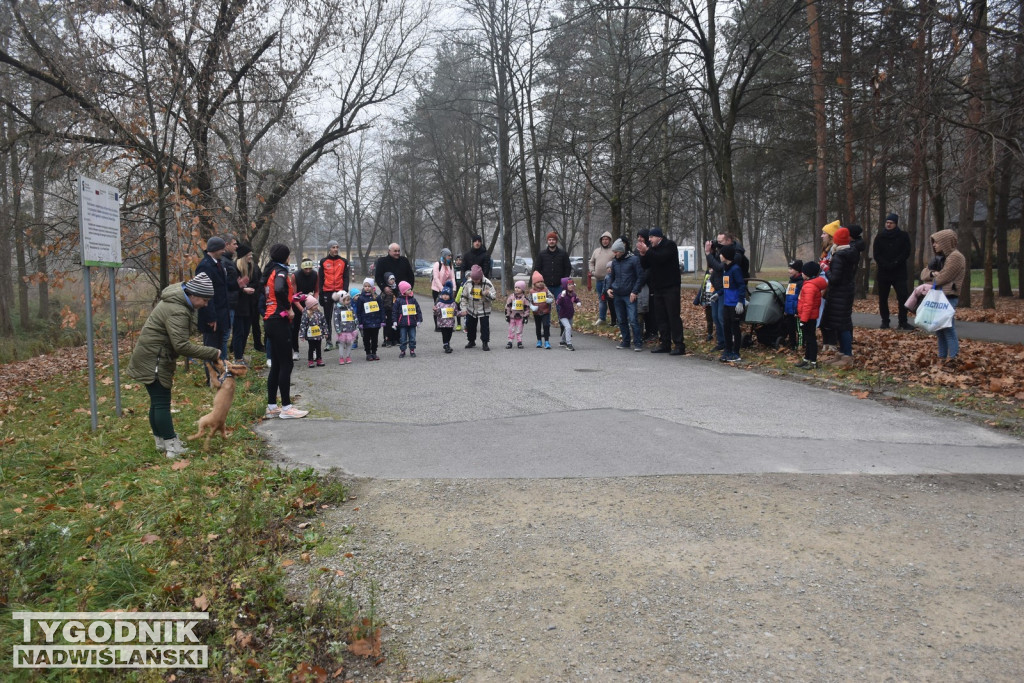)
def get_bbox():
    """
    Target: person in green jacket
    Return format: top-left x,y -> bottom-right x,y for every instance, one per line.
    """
127,272 -> 224,457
